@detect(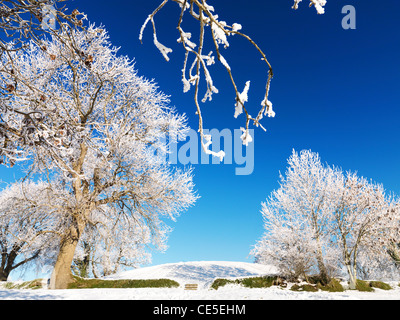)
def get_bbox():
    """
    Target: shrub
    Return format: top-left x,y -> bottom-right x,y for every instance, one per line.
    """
369,281 -> 392,290
318,278 -> 344,292
67,276 -> 180,289
211,279 -> 235,290
240,276 -> 277,288
211,276 -> 280,290
355,279 -> 374,292
3,279 -> 45,290
290,284 -> 318,292
305,275 -> 344,292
